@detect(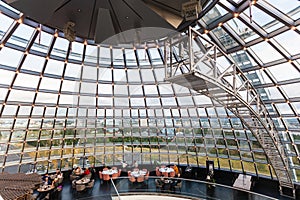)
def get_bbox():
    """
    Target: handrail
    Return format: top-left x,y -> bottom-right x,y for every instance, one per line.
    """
111,176 -> 278,200
110,178 -> 121,200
